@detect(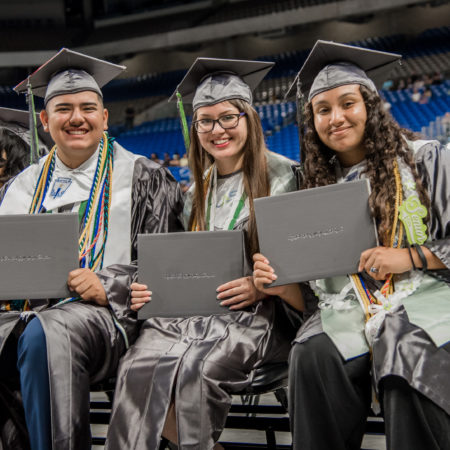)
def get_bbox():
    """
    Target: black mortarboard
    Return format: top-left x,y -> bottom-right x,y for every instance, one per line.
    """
286,40 -> 401,101
13,48 -> 126,105
169,57 -> 274,110
0,107 -> 53,151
